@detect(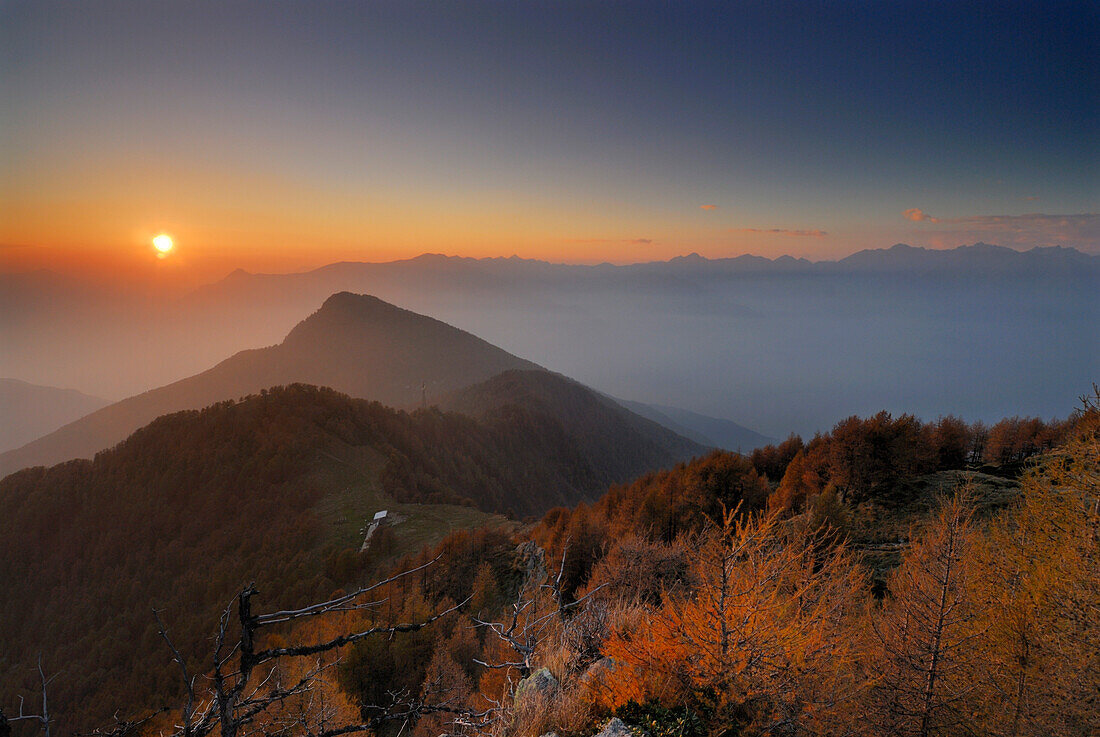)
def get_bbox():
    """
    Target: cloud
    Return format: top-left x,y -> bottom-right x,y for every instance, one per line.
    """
903,208 -> 940,223
699,204 -> 718,211
1025,196 -> 1040,201
565,237 -> 655,245
731,228 -> 828,237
